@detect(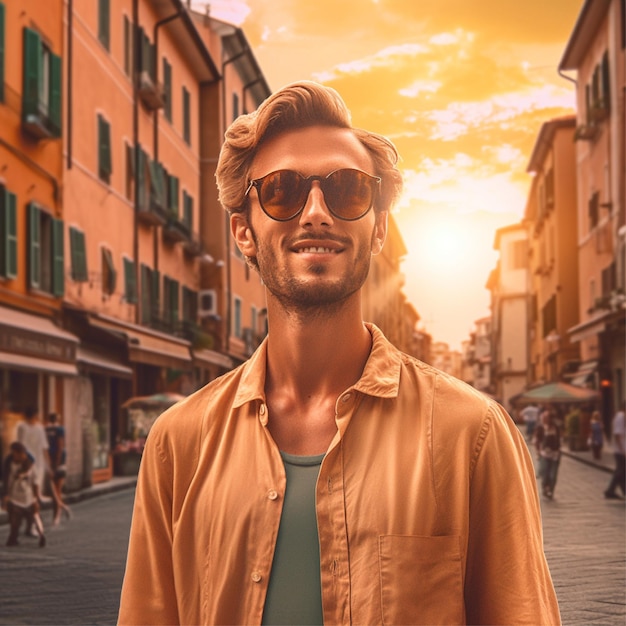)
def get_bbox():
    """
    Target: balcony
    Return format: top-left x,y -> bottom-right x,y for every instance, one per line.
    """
137,71 -> 164,111
574,123 -> 598,142
137,195 -> 167,226
162,214 -> 190,244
